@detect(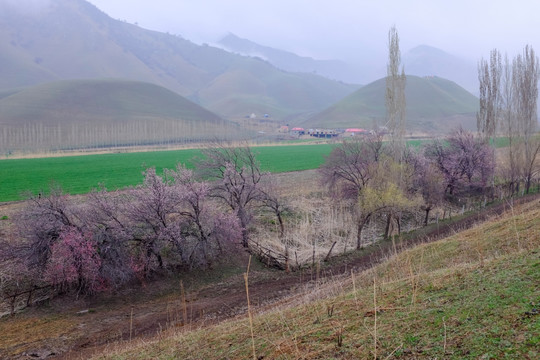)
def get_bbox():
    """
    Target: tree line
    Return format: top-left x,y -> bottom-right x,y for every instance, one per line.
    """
0,119 -> 247,155
0,144 -> 286,312
477,46 -> 540,194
